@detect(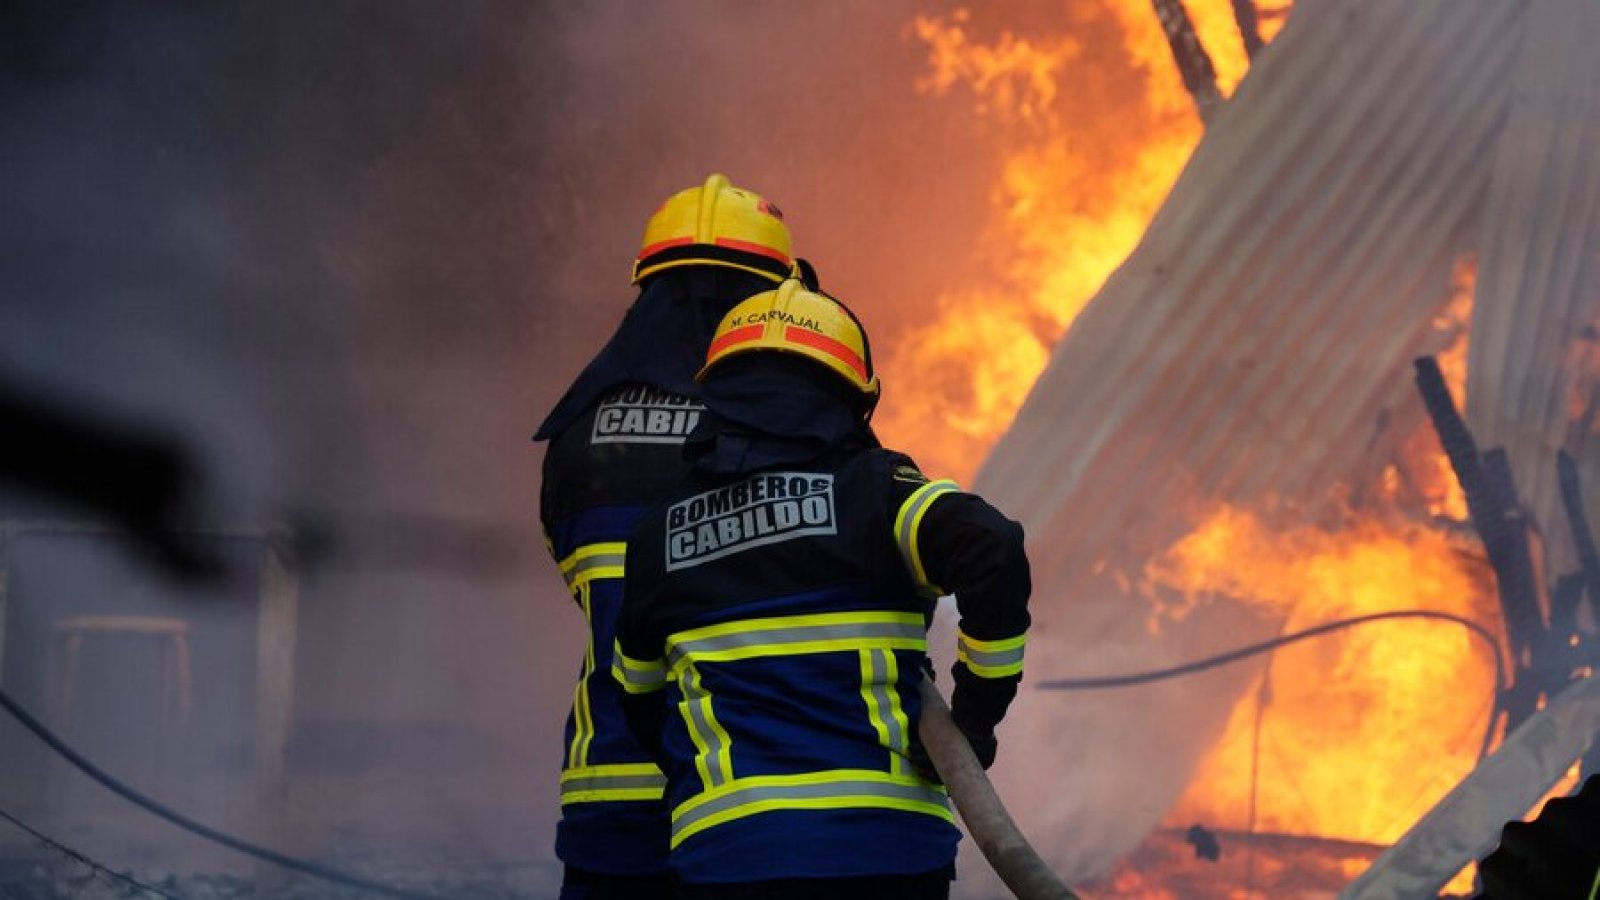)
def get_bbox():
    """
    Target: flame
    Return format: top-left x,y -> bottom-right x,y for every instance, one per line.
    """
1435,254 -> 1476,412
911,9 -> 1078,127
1149,504 -> 1501,843
1384,255 -> 1474,521
880,1 -> 1264,481
1131,250 -> 1501,887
